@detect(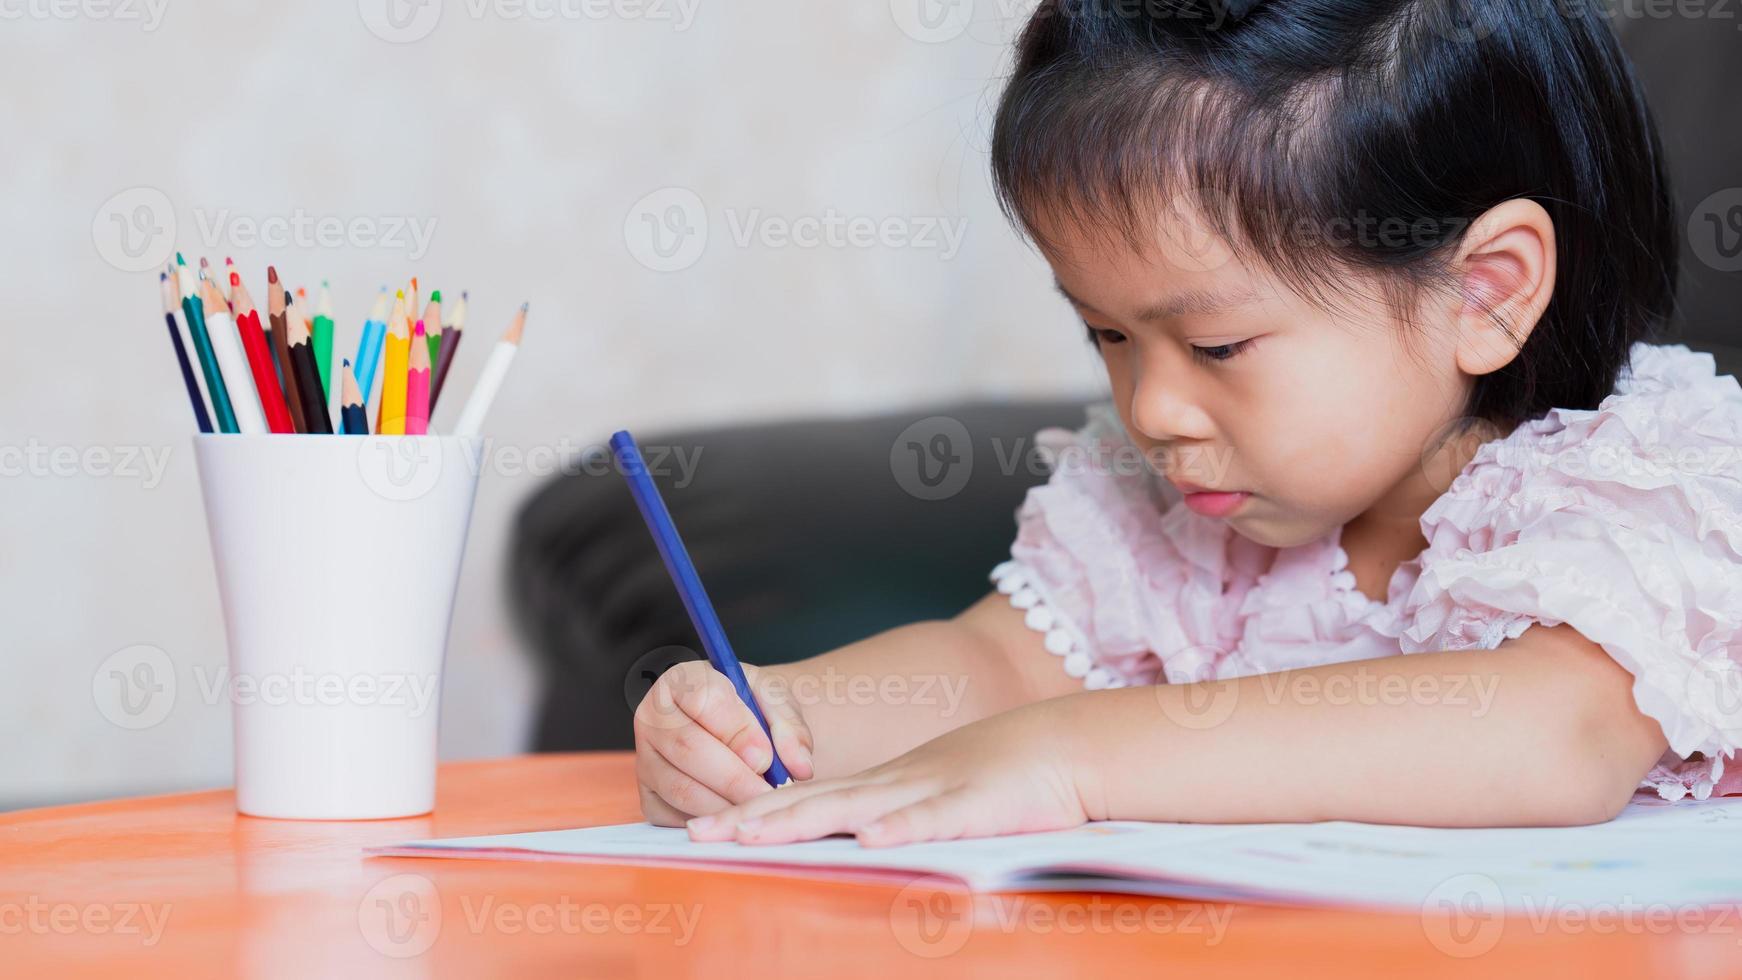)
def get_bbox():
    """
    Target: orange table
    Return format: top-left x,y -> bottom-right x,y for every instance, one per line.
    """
1,753 -> 1734,978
